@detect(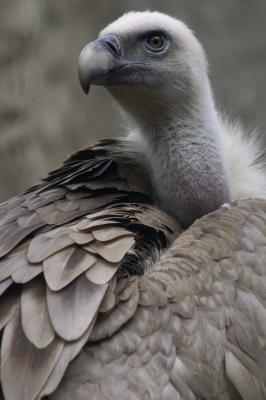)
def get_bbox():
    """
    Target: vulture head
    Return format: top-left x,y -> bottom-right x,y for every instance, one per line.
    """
78,11 -> 231,228
78,11 -> 209,124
